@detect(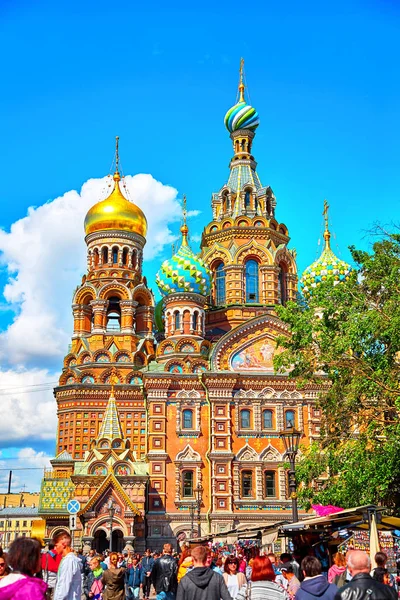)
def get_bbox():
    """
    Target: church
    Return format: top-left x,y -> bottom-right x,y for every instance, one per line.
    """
38,64 -> 351,552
